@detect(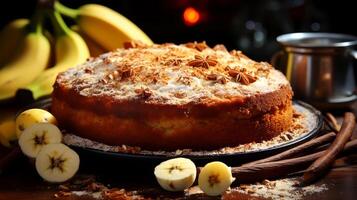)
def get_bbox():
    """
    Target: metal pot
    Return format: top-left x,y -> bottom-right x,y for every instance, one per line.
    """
271,32 -> 357,109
